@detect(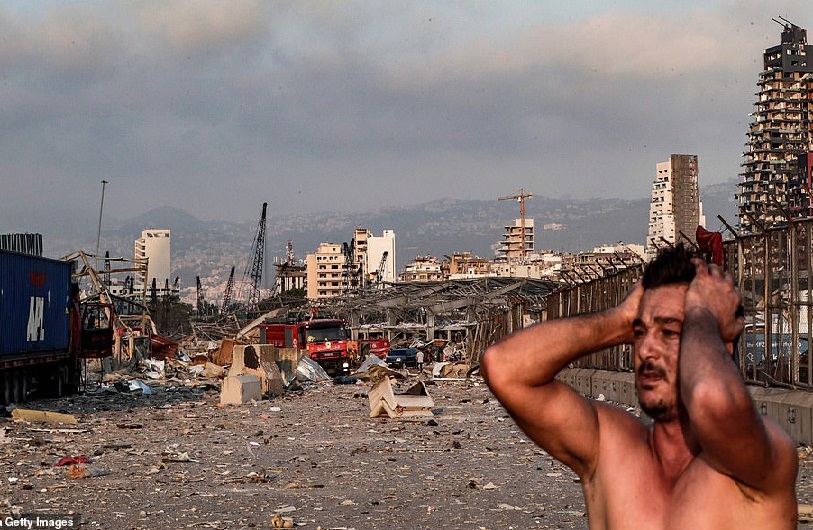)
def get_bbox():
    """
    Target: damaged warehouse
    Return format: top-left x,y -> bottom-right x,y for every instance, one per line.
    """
332,277 -> 559,363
